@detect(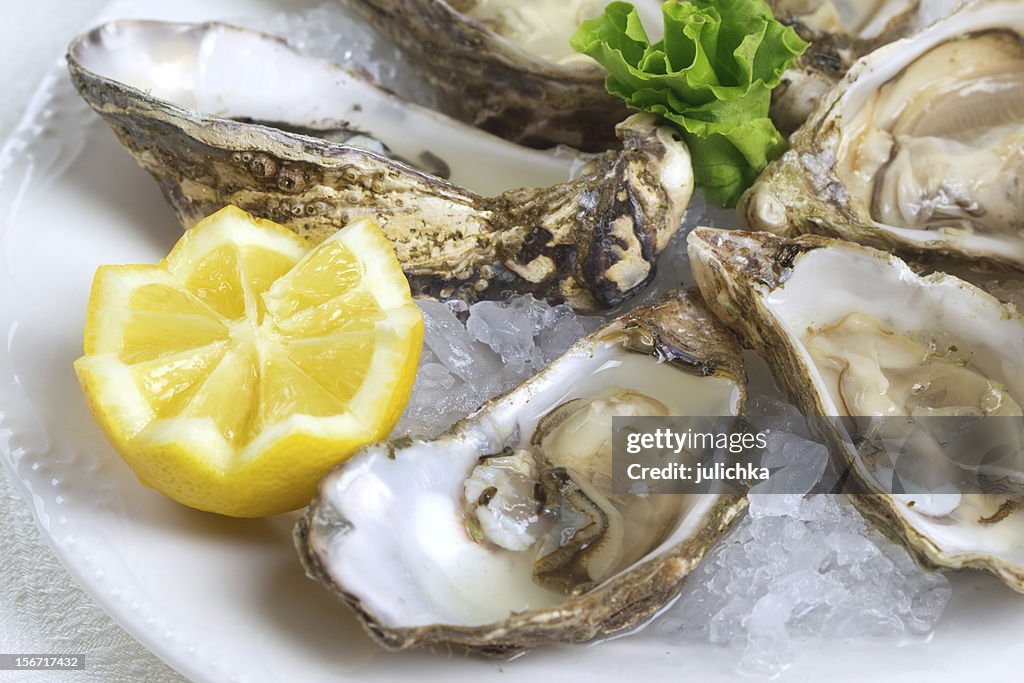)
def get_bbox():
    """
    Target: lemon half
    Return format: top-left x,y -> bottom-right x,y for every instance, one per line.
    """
75,206 -> 423,517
